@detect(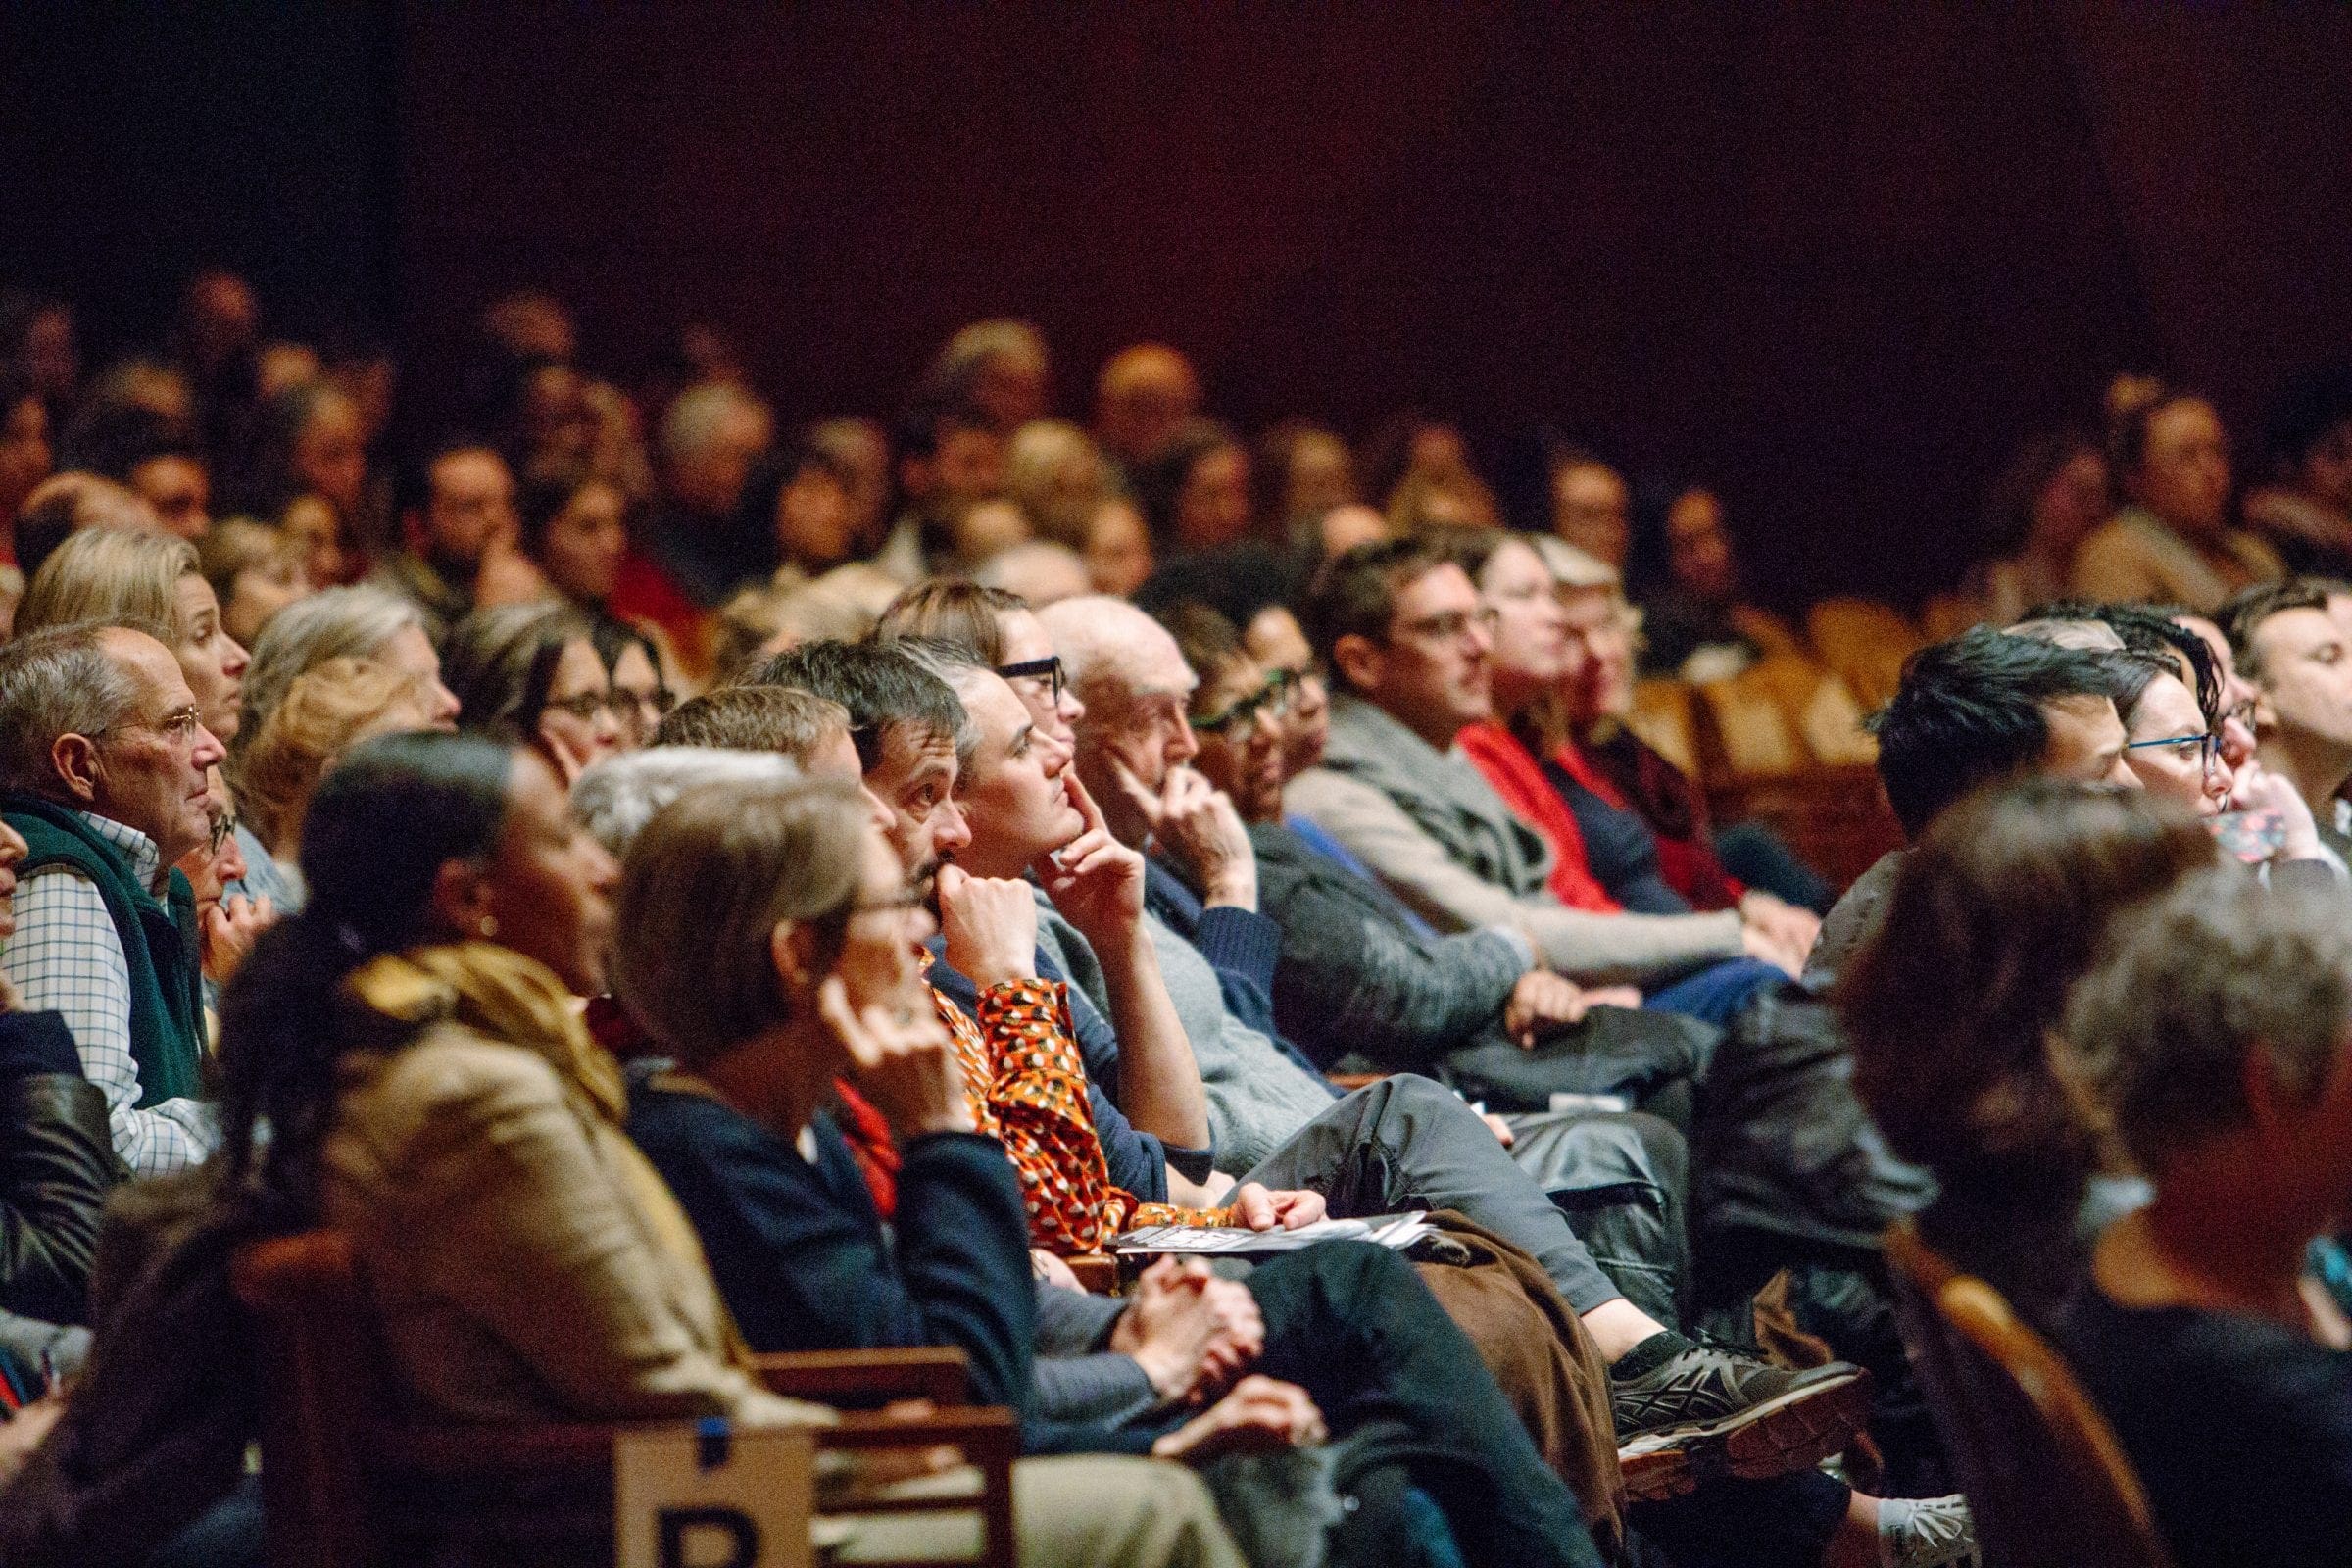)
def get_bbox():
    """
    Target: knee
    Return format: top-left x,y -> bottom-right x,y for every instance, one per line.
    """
1034,1456 -> 1244,1568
